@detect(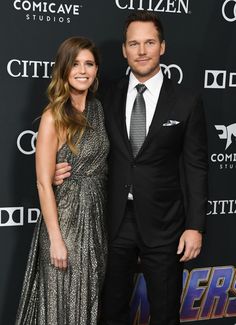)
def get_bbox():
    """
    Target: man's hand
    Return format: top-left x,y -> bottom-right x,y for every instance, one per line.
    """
53,162 -> 71,185
177,229 -> 202,262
